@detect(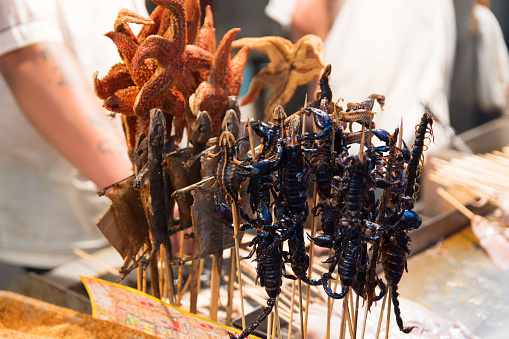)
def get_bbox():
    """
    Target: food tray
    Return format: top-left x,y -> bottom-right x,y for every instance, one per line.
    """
0,291 -> 154,339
